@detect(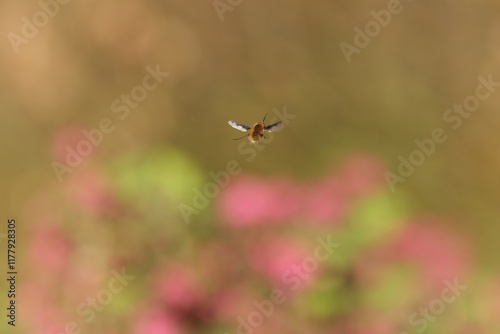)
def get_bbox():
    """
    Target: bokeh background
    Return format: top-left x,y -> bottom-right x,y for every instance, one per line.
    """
1,0 -> 500,333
